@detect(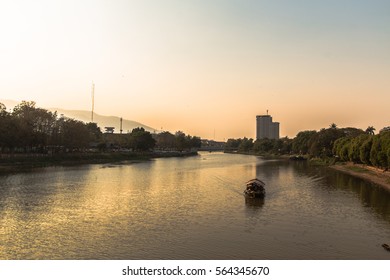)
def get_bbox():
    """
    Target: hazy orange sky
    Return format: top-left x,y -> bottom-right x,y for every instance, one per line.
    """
1,0 -> 389,140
